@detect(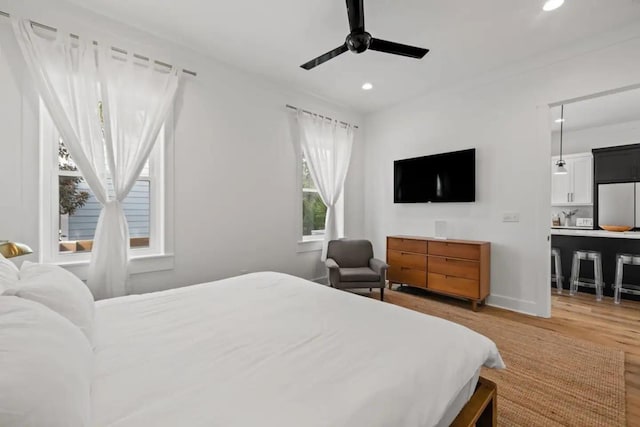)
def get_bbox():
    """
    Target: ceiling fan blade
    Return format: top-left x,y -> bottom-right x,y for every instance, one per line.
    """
369,38 -> 429,59
346,0 -> 365,33
300,44 -> 349,70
